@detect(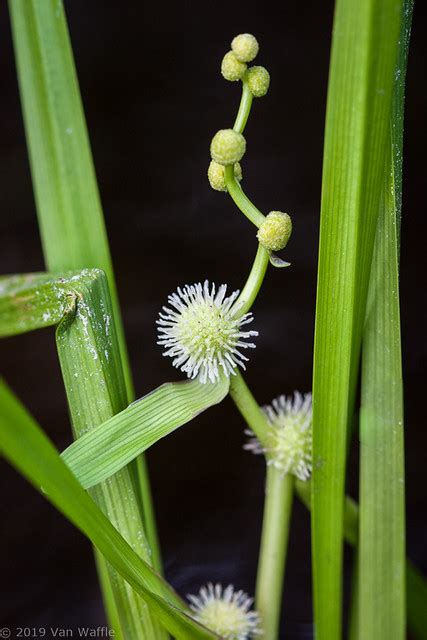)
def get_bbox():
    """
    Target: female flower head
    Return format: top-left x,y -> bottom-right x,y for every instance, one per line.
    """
188,583 -> 262,639
157,281 -> 258,384
245,391 -> 312,481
